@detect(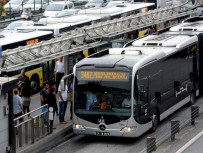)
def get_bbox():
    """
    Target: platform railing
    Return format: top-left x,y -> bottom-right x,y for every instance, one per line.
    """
13,104 -> 51,153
